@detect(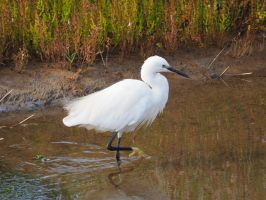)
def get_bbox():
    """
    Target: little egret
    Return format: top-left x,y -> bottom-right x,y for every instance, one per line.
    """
63,56 -> 190,165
